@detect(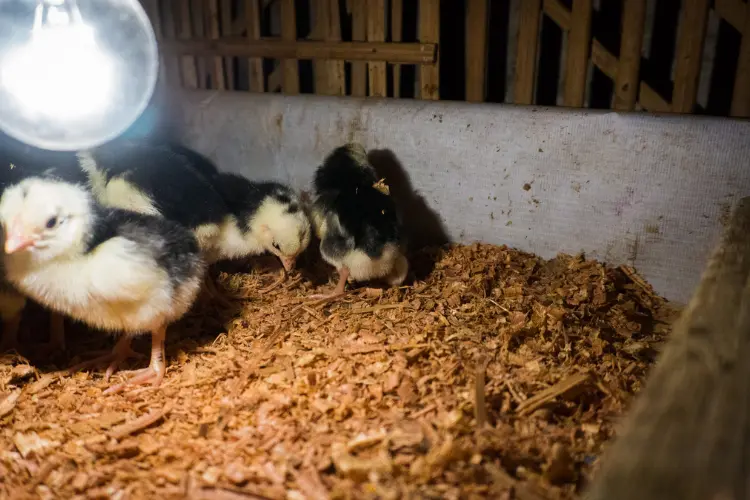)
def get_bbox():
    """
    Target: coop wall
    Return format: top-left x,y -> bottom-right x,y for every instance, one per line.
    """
136,1 -> 750,305
144,0 -> 750,118
132,88 -> 750,306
